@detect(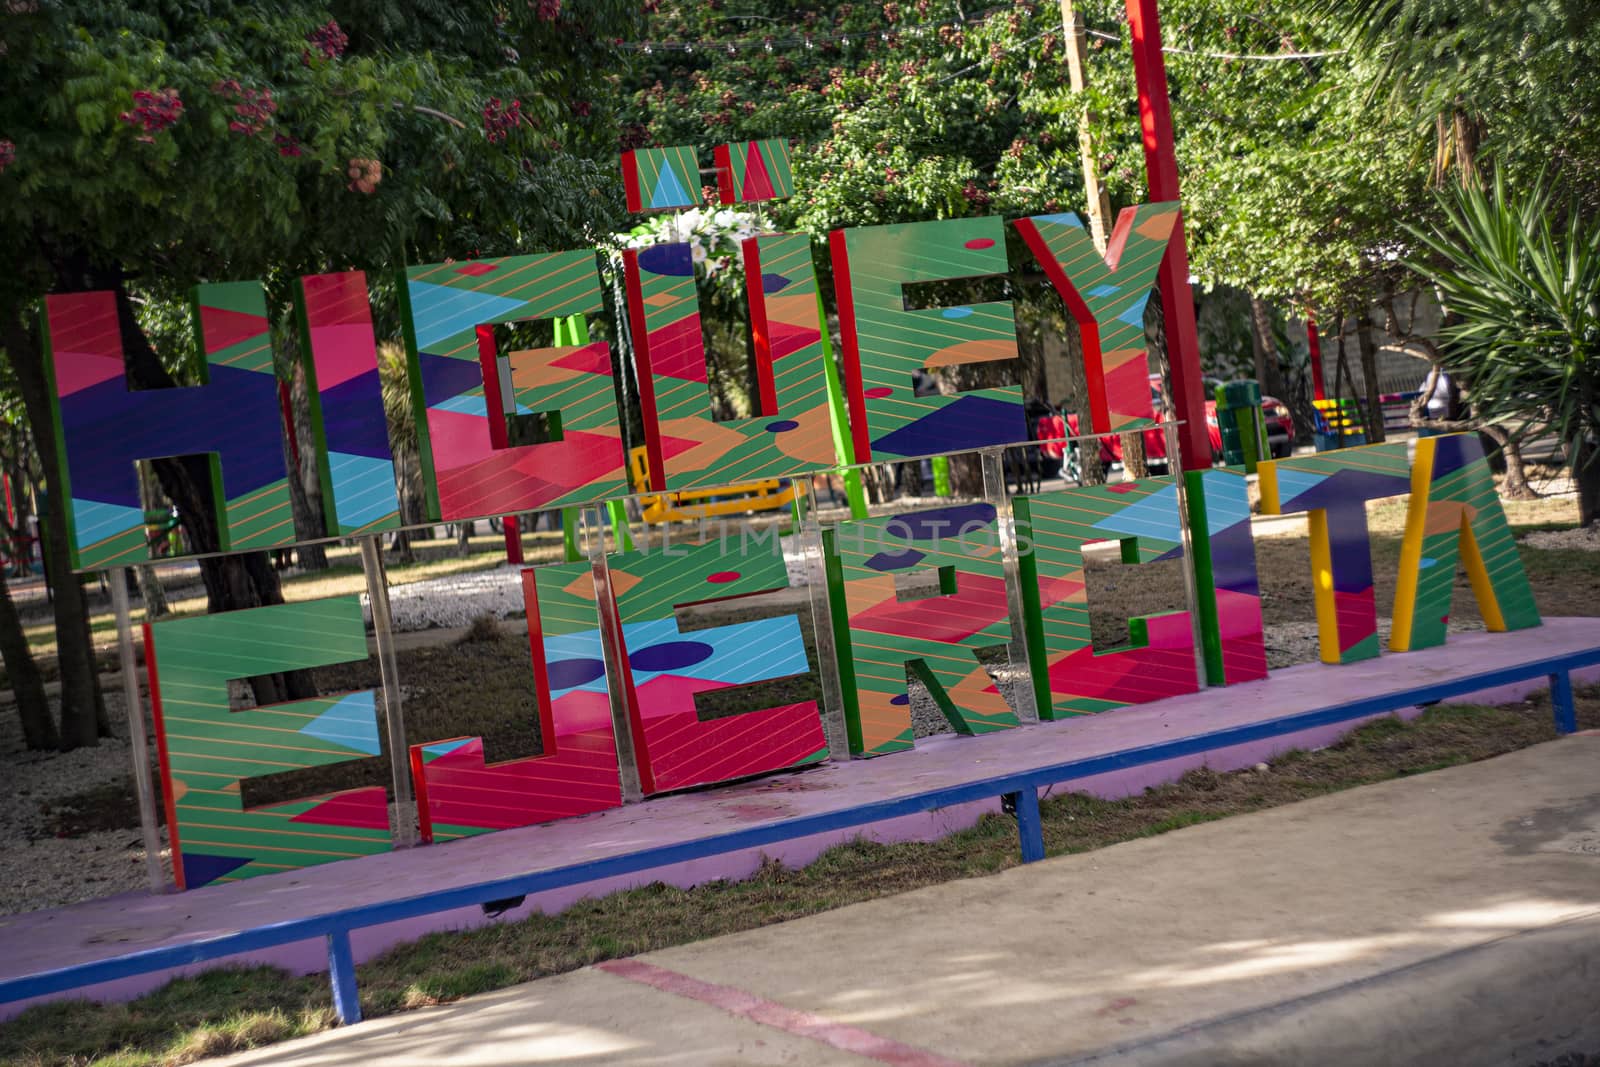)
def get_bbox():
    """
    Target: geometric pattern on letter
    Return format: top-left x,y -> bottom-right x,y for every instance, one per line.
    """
608,538 -> 827,794
621,145 -> 703,212
397,252 -> 627,521
1257,443 -> 1413,665
829,217 -> 1025,462
42,285 -> 295,569
713,138 -> 794,204
1014,476 -> 1200,718
1391,432 -> 1540,651
296,271 -> 401,535
823,502 -> 1019,756
1184,467 -> 1269,685
408,566 -> 623,844
144,597 -> 390,889
1013,203 -> 1179,435
623,233 -> 837,491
